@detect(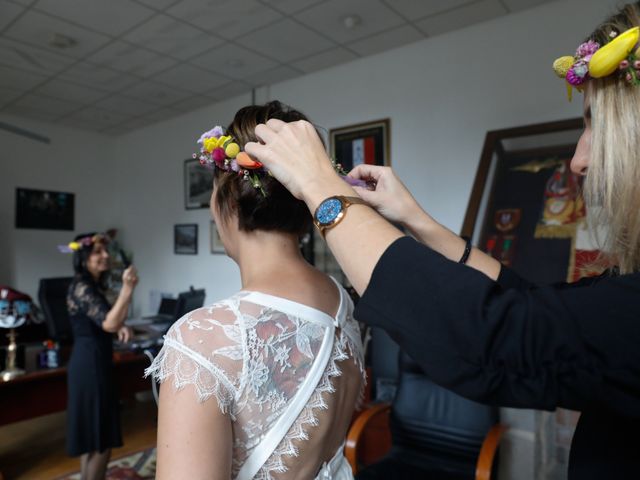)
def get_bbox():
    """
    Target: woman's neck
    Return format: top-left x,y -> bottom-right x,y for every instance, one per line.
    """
235,230 -> 309,289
